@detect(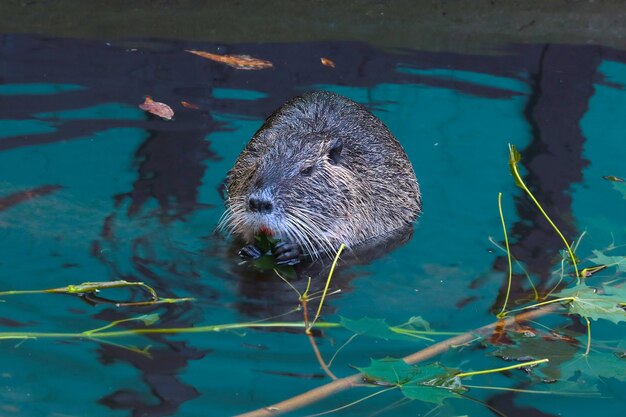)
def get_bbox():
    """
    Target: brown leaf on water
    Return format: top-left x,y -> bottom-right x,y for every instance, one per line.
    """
139,96 -> 174,120
320,57 -> 336,68
181,101 -> 200,110
186,49 -> 273,70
